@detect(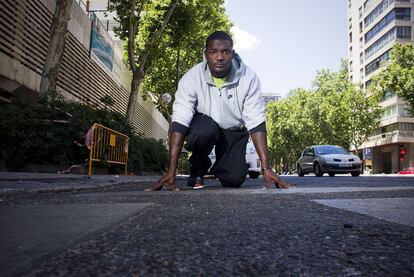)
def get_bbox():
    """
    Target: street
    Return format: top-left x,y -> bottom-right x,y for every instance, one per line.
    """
1,175 -> 413,276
